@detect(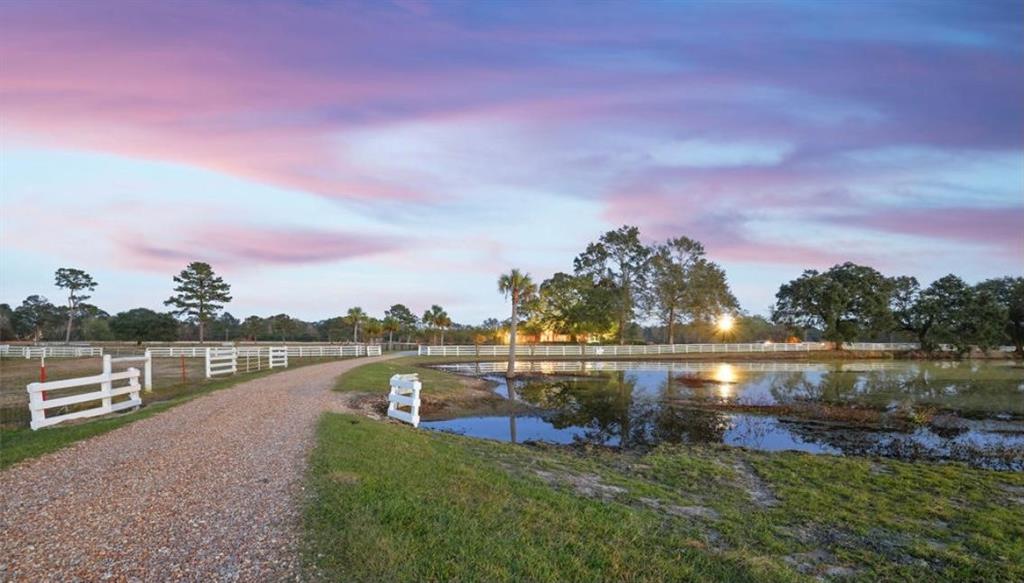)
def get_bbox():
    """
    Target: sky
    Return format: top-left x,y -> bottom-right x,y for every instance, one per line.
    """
1,0 -> 1022,324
